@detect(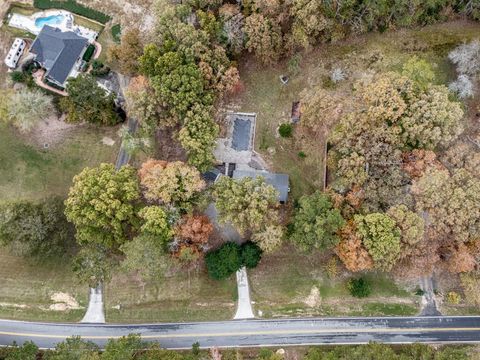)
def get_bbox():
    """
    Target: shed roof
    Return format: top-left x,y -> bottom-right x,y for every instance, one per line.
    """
232,169 -> 289,203
30,25 -> 87,85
